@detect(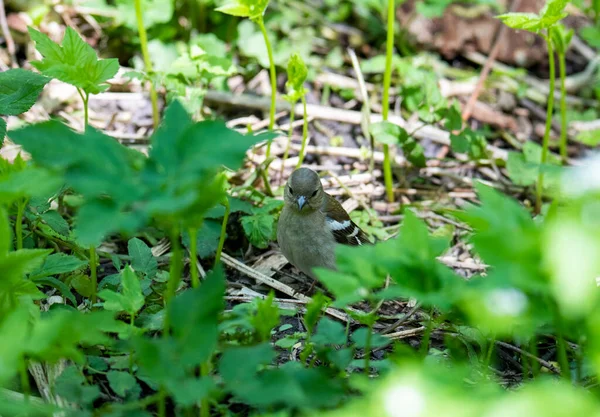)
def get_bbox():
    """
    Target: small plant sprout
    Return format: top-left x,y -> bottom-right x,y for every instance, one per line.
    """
281,53 -> 308,170
134,0 -> 160,129
550,24 -> 574,162
498,0 -> 569,213
28,26 -> 120,304
381,0 -> 396,202
216,0 -> 276,155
